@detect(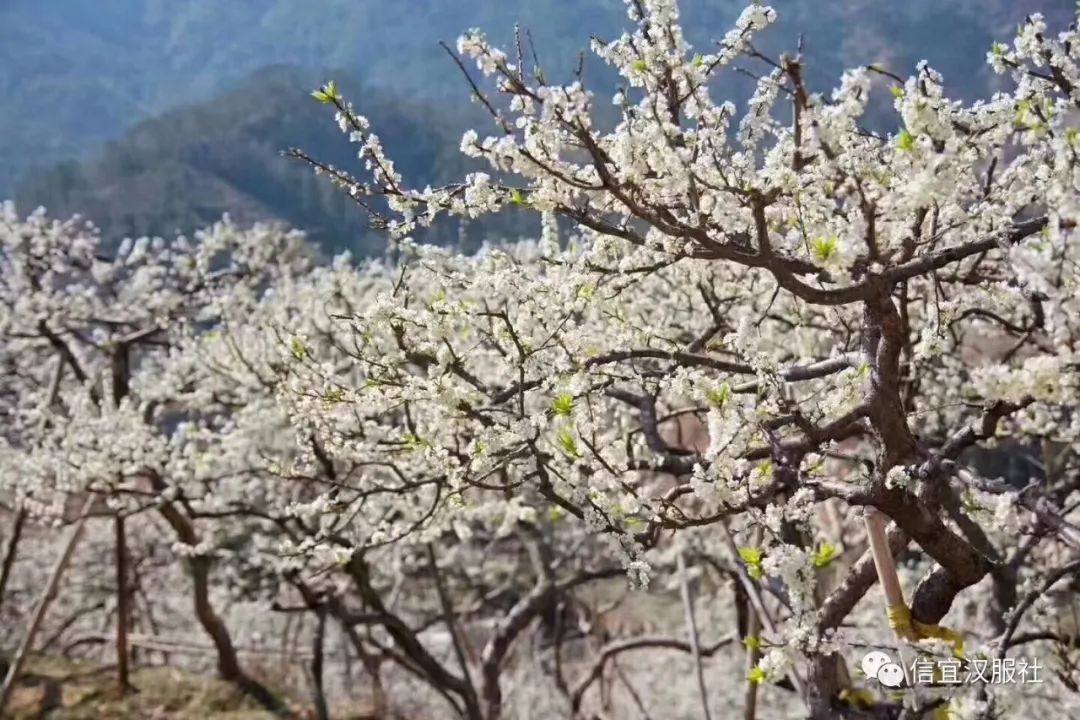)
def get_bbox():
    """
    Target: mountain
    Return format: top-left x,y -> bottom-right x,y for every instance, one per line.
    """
4,1 -> 1074,256
13,65 -> 541,256
0,0 -> 623,198
2,0 -> 1074,198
